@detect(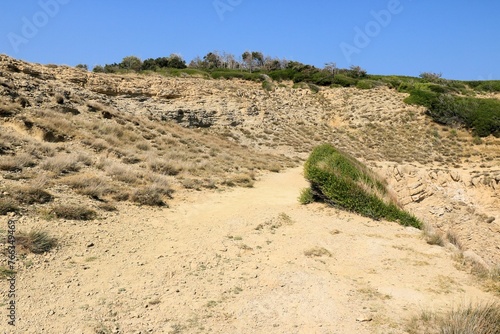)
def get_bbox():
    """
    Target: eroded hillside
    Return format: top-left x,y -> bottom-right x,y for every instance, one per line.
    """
1,55 -> 498,263
0,55 -> 499,333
